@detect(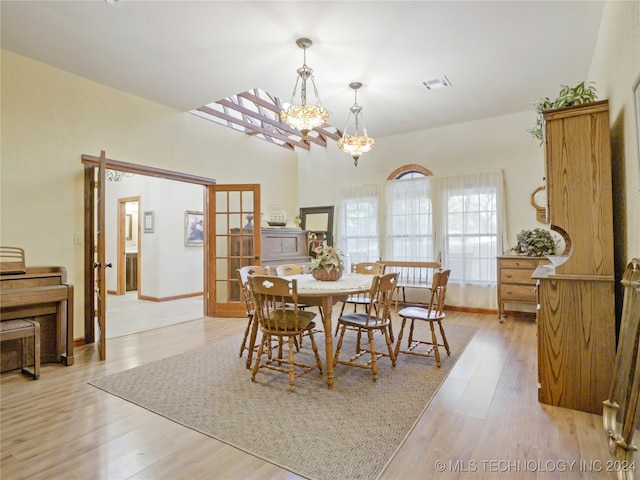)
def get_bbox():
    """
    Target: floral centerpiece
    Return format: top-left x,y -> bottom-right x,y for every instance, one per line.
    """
309,242 -> 344,281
